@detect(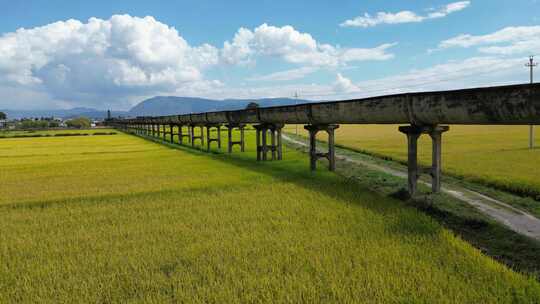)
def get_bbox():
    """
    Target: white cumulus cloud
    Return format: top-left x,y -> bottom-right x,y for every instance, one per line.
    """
222,23 -> 395,66
333,73 -> 359,93
0,15 -> 219,108
0,17 -> 397,109
340,1 -> 470,28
